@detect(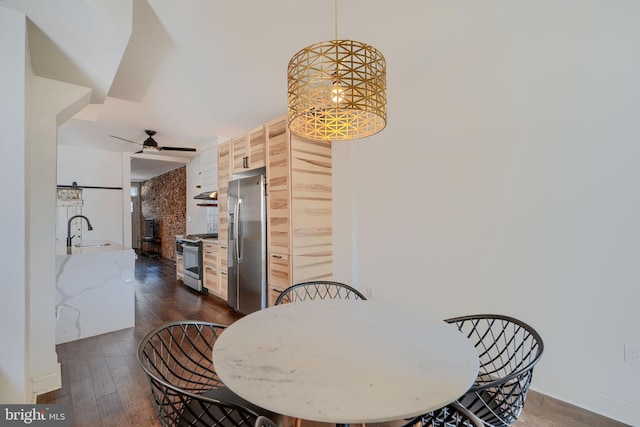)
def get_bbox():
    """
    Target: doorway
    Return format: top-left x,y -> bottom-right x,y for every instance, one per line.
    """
131,182 -> 141,249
